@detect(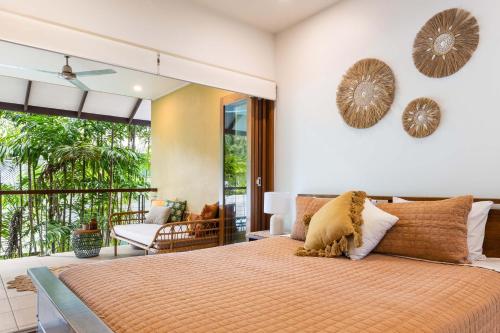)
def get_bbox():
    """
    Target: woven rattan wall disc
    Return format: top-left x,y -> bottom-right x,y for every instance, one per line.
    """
336,58 -> 395,129
413,8 -> 479,78
402,98 -> 441,138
